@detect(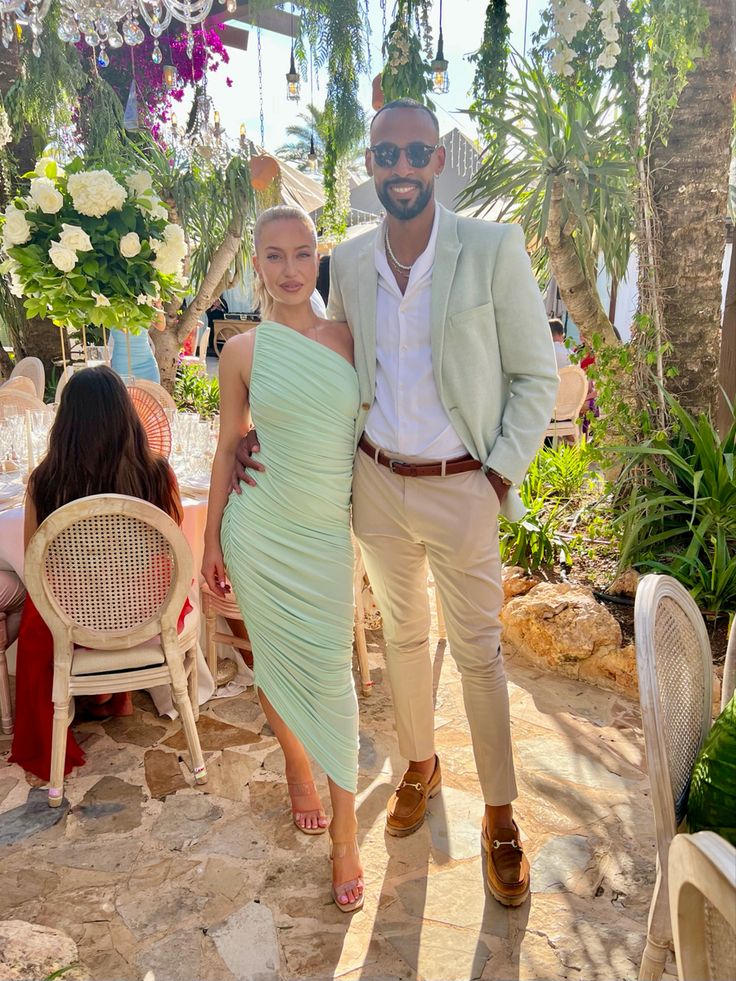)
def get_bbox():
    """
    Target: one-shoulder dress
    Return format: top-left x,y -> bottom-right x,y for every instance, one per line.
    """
221,320 -> 360,792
